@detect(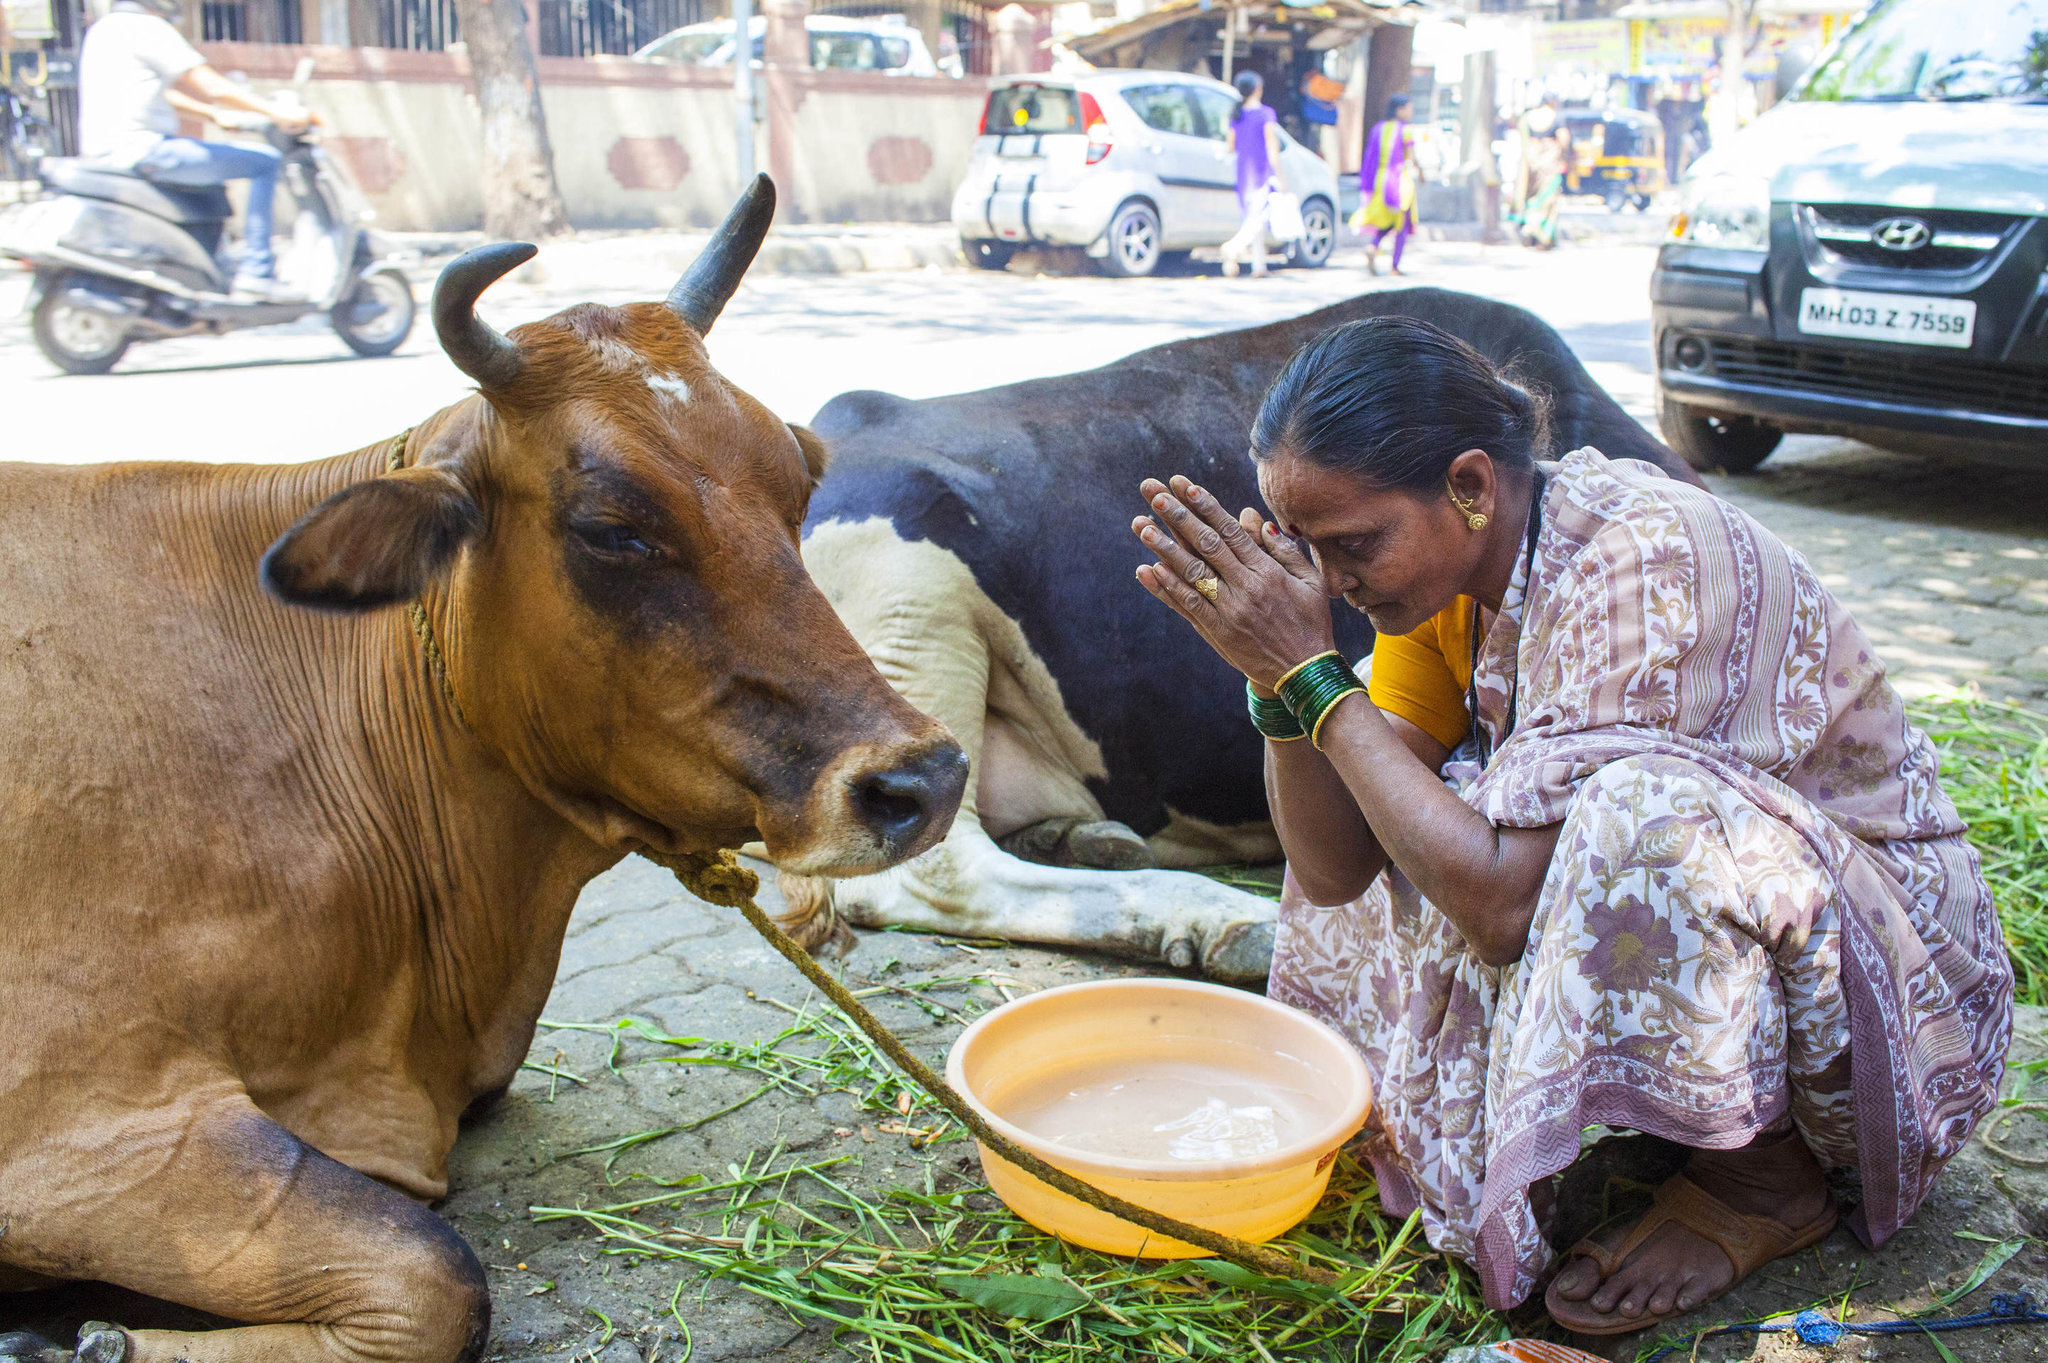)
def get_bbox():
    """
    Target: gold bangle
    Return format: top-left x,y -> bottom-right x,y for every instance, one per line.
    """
1272,650 -> 1341,693
1308,685 -> 1367,750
